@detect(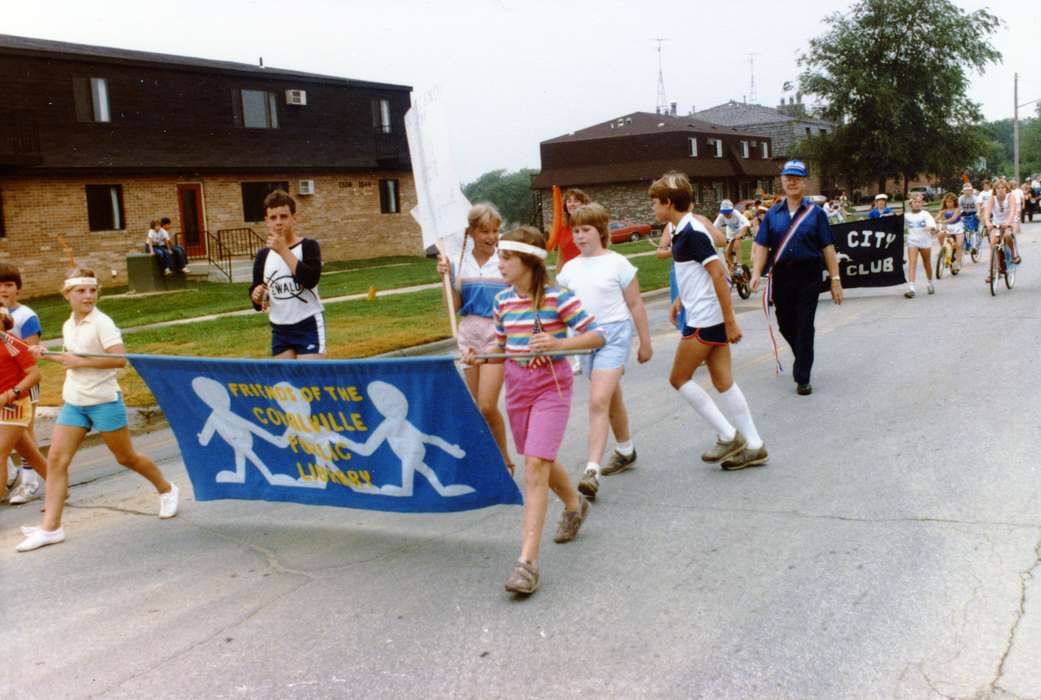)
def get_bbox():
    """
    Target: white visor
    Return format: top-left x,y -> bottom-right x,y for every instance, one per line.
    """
63,277 -> 99,291
497,240 -> 548,259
